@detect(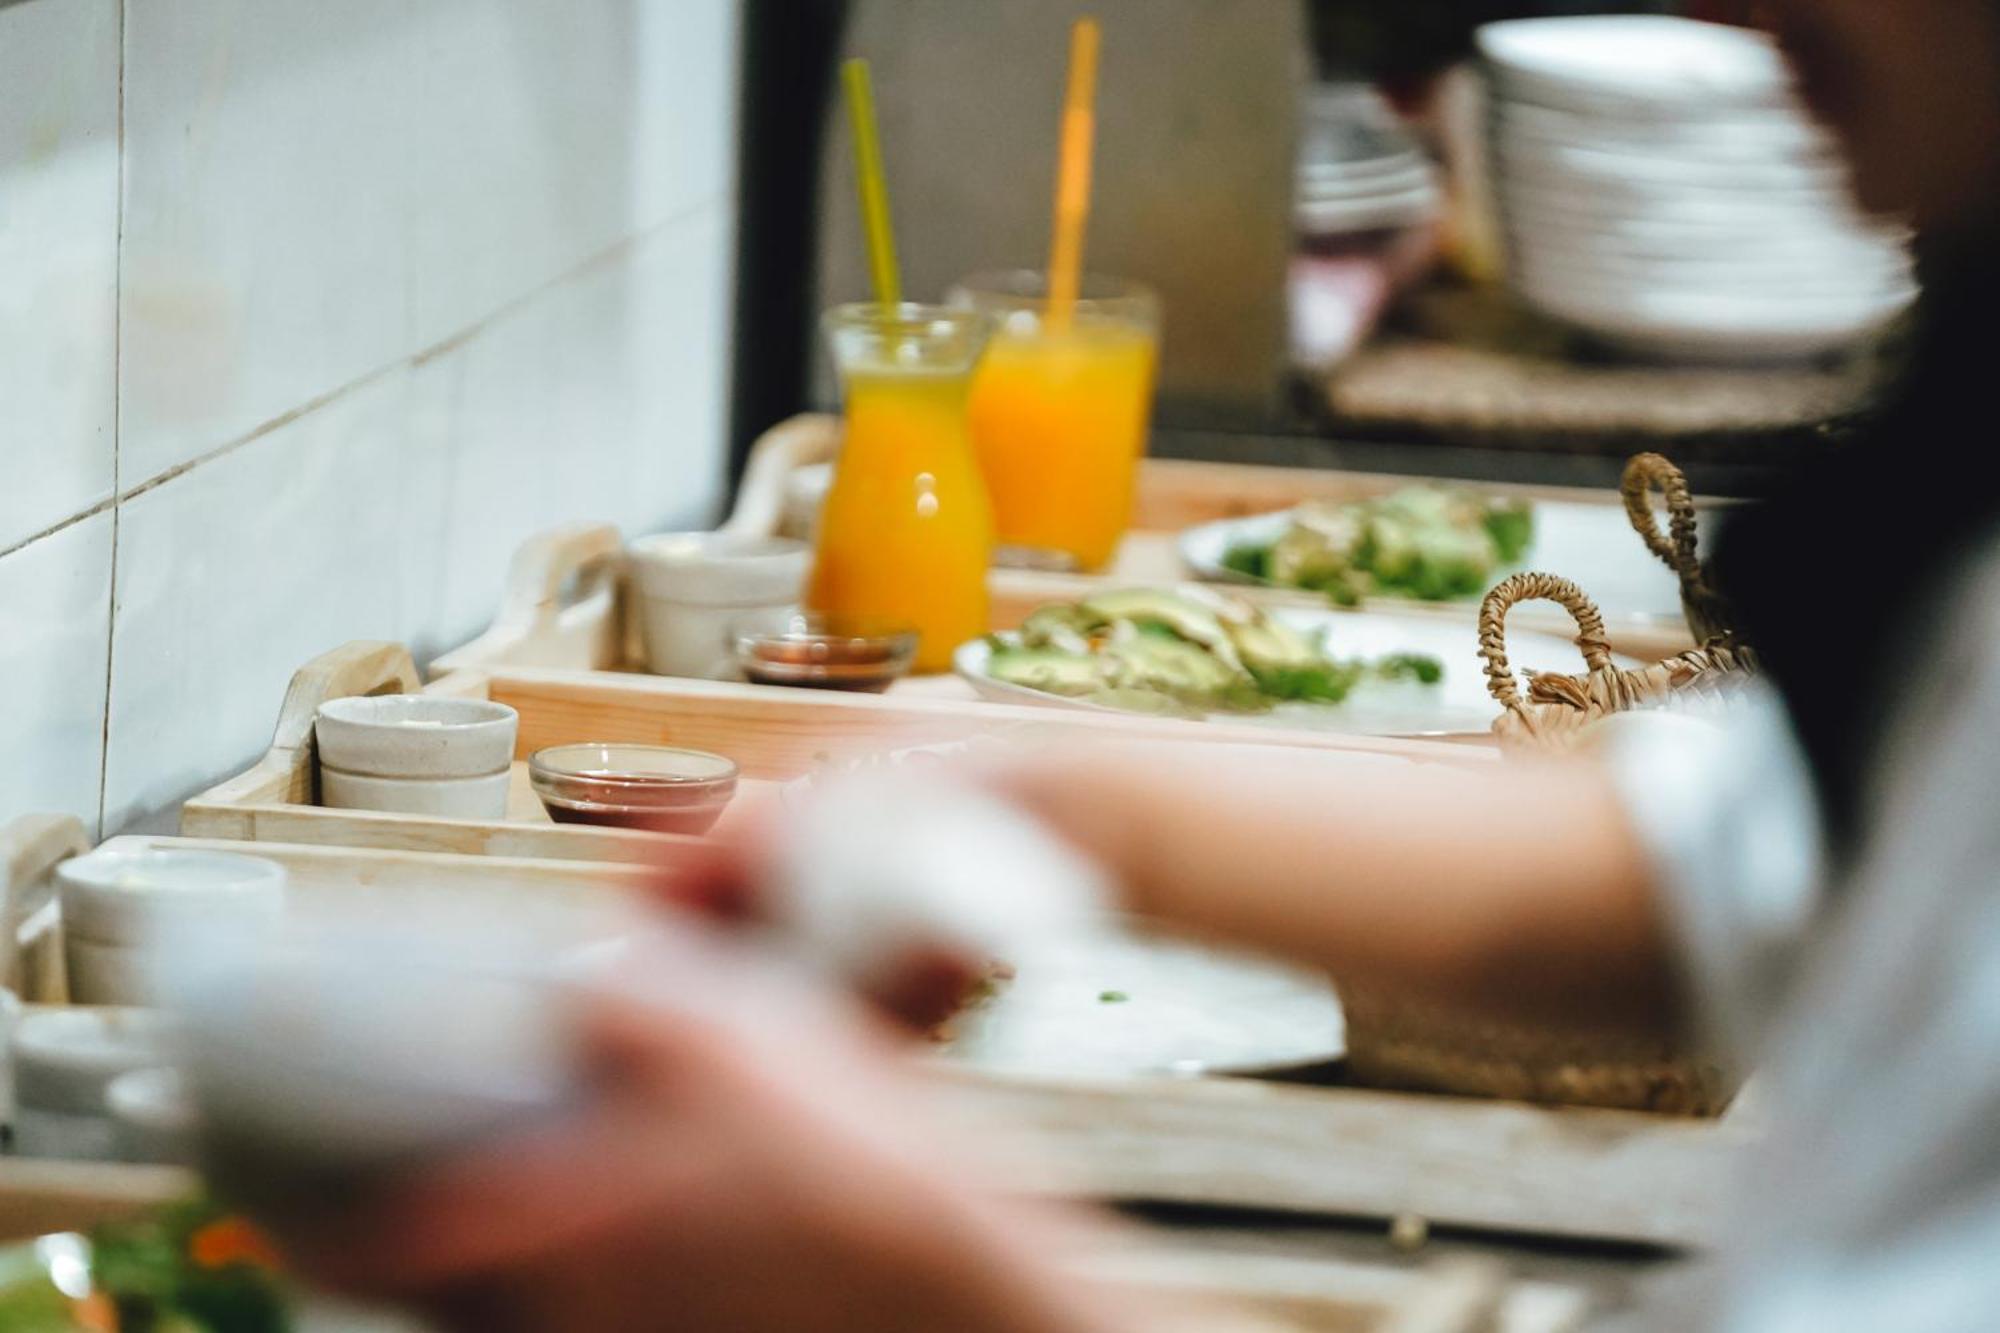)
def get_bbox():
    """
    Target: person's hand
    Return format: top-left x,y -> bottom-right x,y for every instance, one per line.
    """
273,942 -> 1135,1333
659,808 -> 989,1032
658,768 -> 1114,1032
